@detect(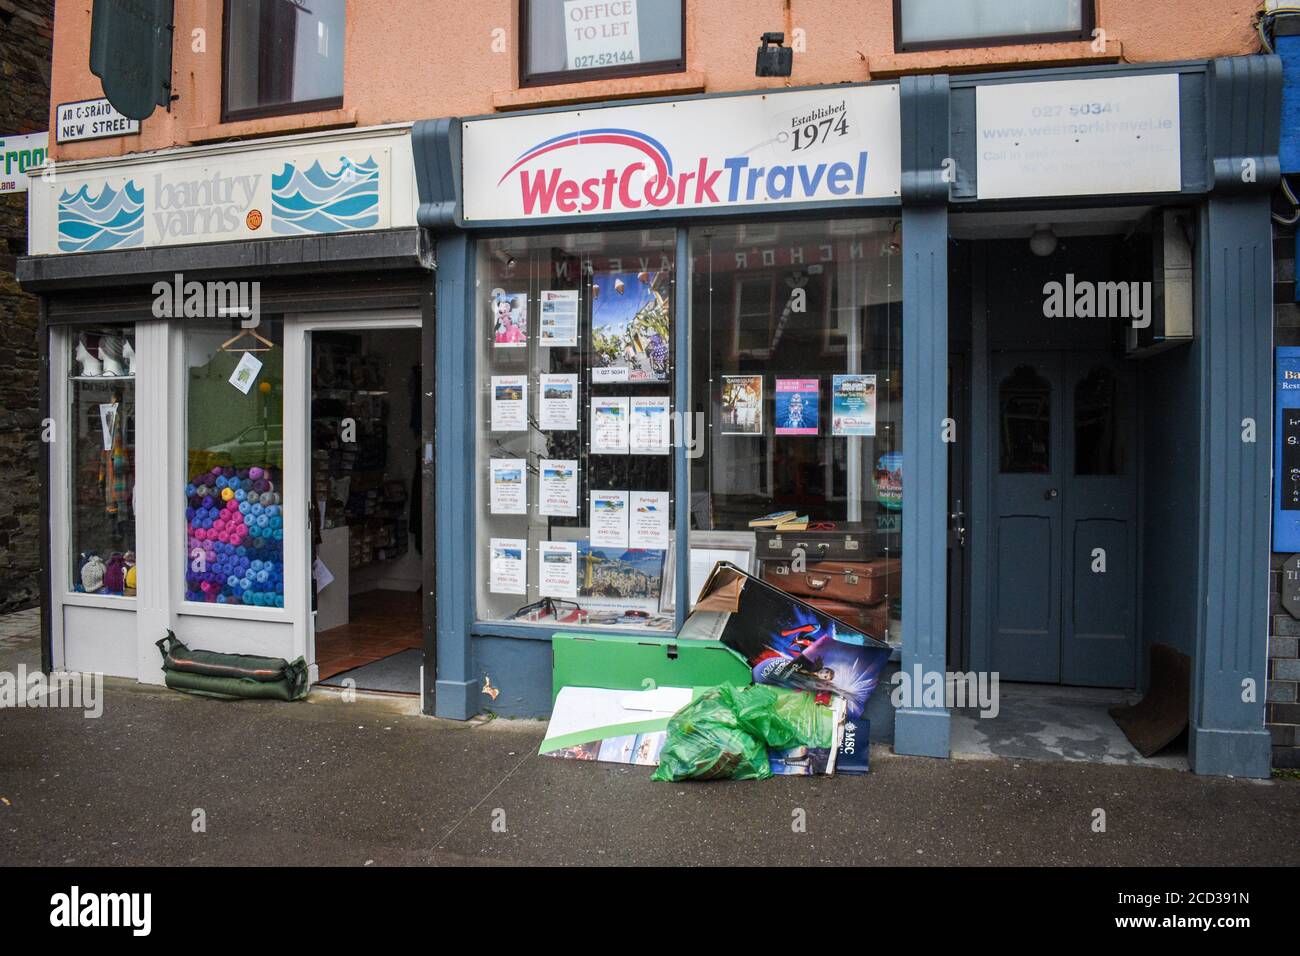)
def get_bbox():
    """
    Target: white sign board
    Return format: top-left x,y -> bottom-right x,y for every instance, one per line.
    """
0,131 -> 48,194
55,98 -> 140,143
976,74 -> 1182,199
462,84 -> 901,221
564,0 -> 640,71
27,126 -> 417,255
